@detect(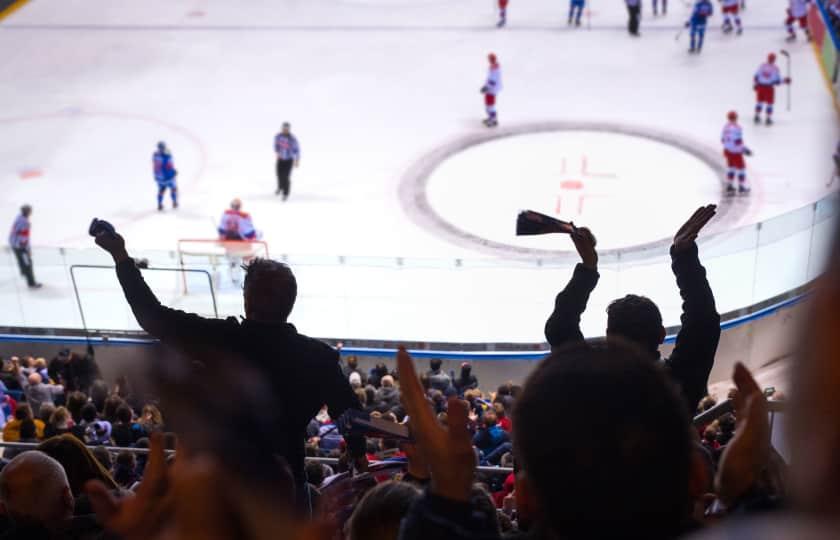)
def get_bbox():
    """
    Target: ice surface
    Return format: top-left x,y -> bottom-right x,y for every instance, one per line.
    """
0,0 -> 837,343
